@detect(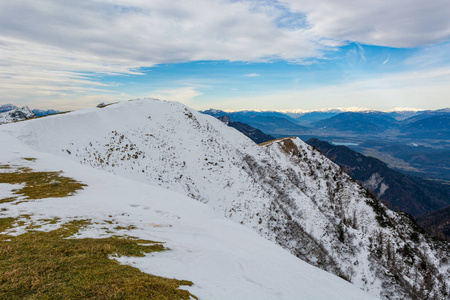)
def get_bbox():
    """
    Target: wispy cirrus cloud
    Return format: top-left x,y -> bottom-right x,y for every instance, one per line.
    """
244,73 -> 260,77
